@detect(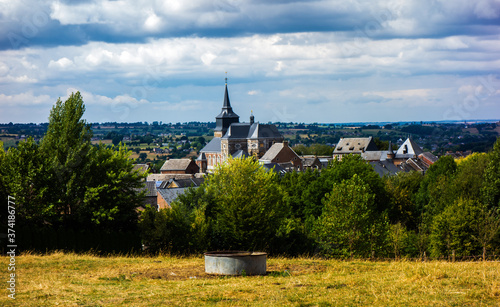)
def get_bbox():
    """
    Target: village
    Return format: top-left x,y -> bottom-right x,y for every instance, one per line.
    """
133,81 -> 497,212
